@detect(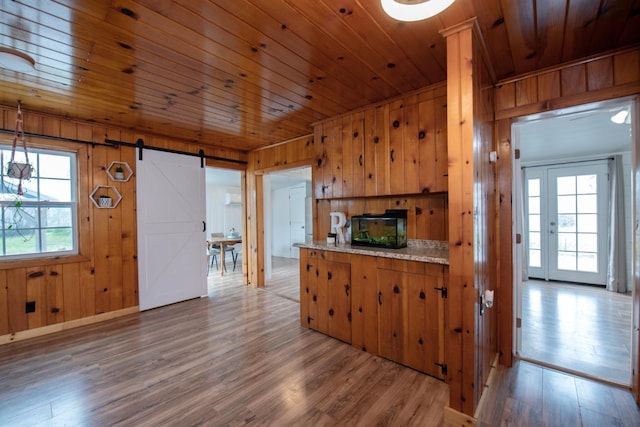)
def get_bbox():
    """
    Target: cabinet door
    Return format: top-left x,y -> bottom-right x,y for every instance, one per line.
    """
314,119 -> 342,199
300,249 -> 320,330
377,269 -> 405,363
388,103 -> 404,195
405,271 -> 442,379
326,260 -> 351,343
351,255 -> 378,354
345,112 -> 365,197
